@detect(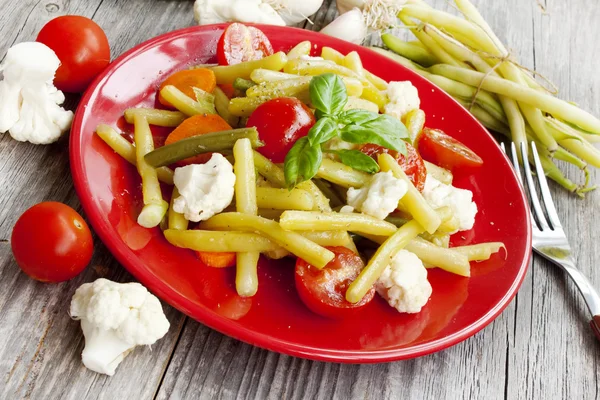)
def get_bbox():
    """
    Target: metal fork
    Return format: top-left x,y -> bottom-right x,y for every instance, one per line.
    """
502,141 -> 600,340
